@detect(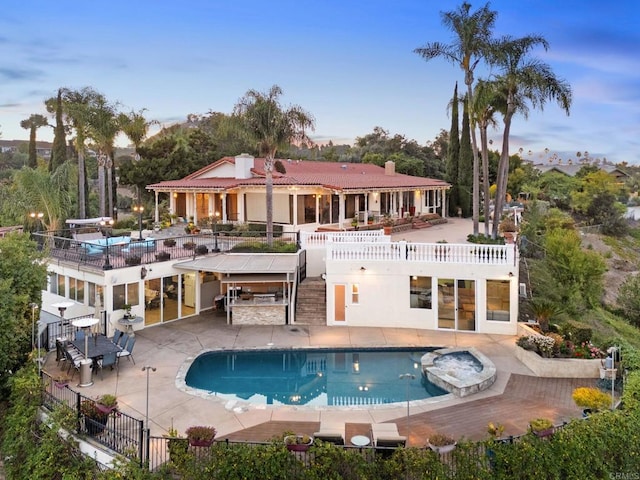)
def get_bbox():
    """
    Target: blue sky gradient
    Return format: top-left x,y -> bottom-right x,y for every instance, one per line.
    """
1,1 -> 638,164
